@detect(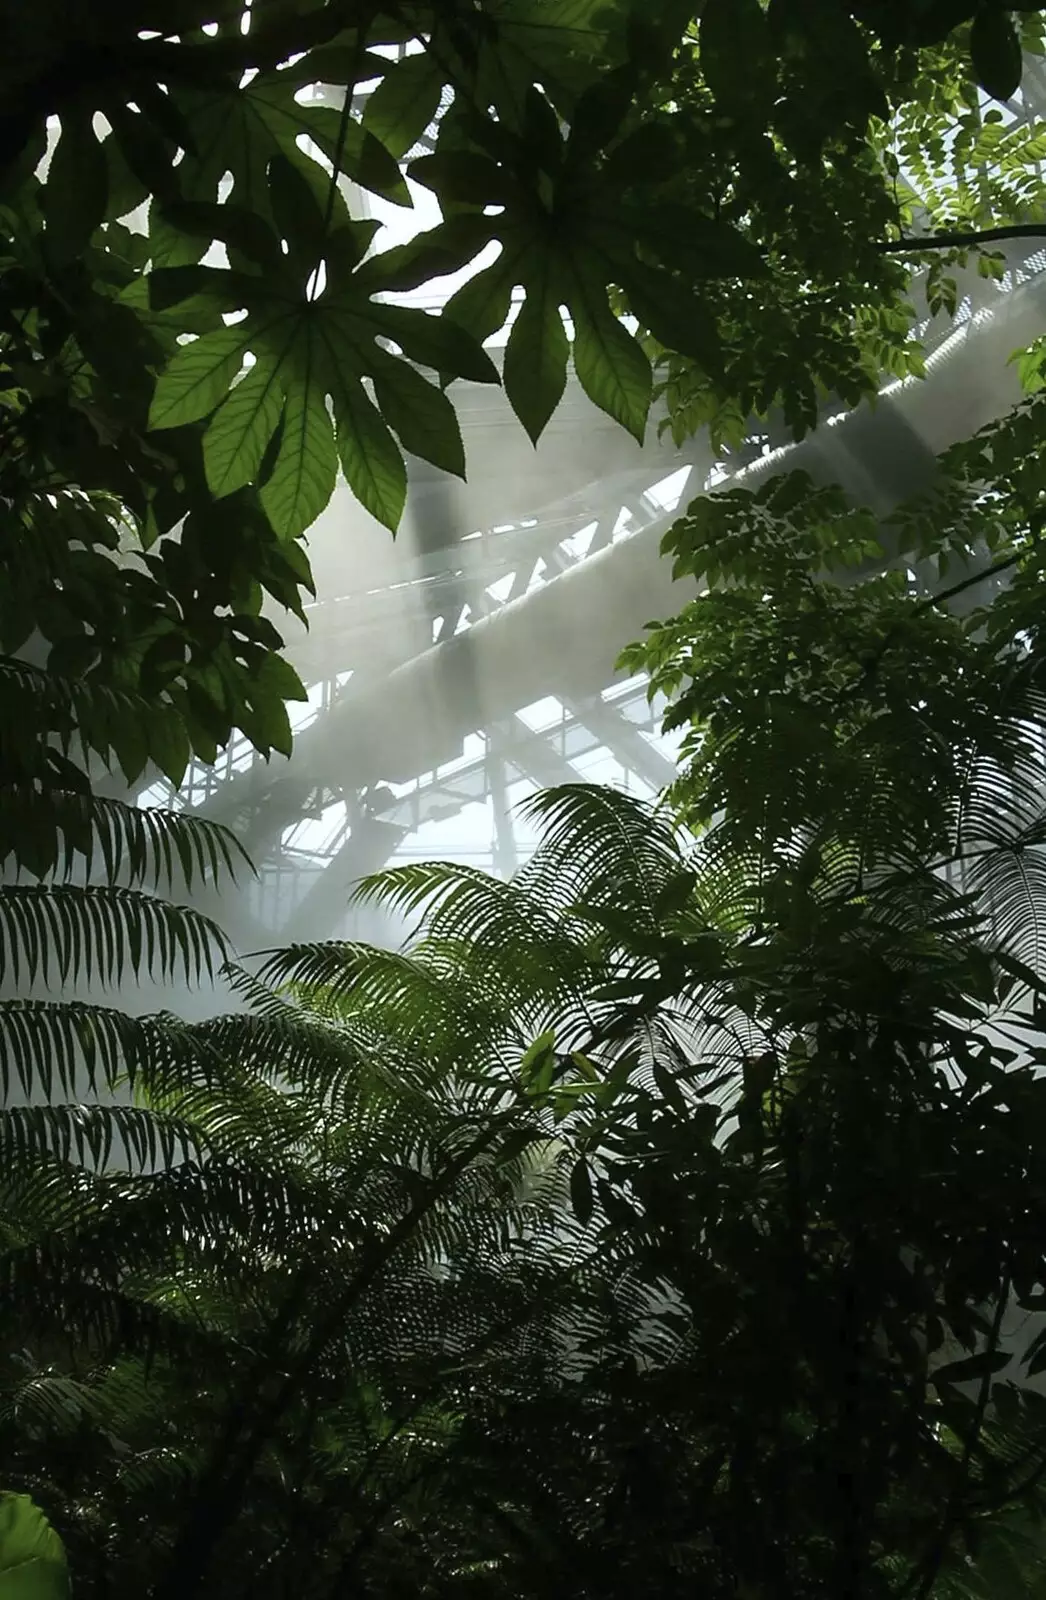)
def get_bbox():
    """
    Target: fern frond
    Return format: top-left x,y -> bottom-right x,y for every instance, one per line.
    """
0,785 -> 251,889
357,861 -> 589,989
0,1104 -> 199,1174
0,784 -> 252,889
0,884 -> 229,987
258,942 -> 515,1065
0,999 -> 201,1101
518,785 -> 685,925
966,845 -> 1046,973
